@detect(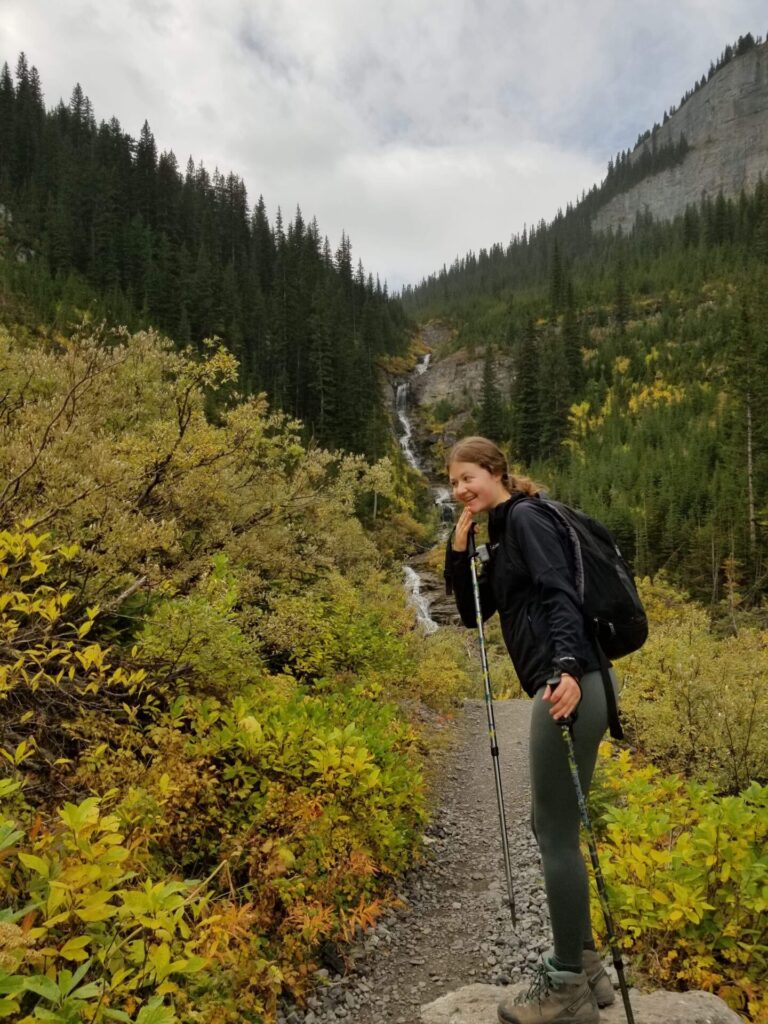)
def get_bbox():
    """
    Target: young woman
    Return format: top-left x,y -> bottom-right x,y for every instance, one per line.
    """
445,436 -> 616,1024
